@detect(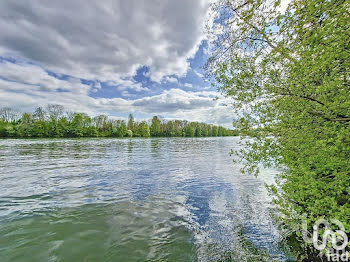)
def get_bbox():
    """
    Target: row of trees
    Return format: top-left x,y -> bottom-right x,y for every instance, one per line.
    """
0,106 -> 237,138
